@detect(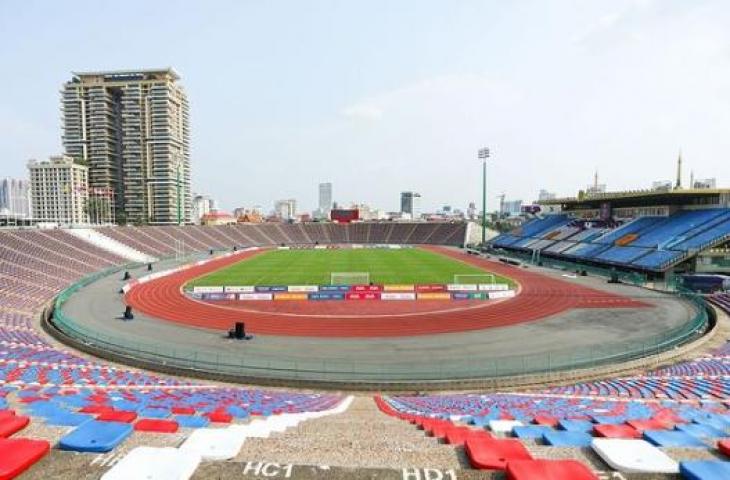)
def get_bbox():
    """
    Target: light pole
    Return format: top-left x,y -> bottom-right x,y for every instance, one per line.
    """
478,147 -> 490,246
